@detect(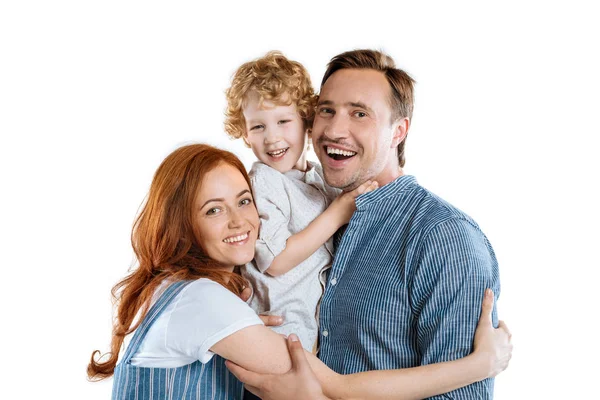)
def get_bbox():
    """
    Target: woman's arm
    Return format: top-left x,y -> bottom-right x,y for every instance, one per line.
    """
266,180 -> 377,277
226,289 -> 513,400
211,324 -> 340,390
